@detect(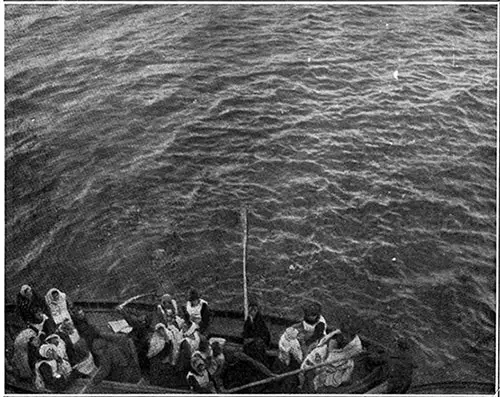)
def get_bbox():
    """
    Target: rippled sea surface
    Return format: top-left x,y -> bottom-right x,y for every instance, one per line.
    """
4,4 -> 497,386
